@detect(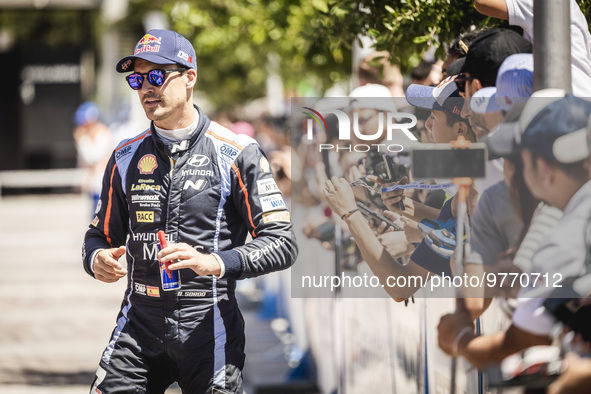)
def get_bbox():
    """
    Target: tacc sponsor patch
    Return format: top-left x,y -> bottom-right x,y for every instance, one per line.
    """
262,211 -> 290,223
